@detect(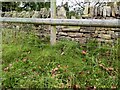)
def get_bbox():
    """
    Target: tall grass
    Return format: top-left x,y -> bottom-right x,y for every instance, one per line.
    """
2,28 -> 119,88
